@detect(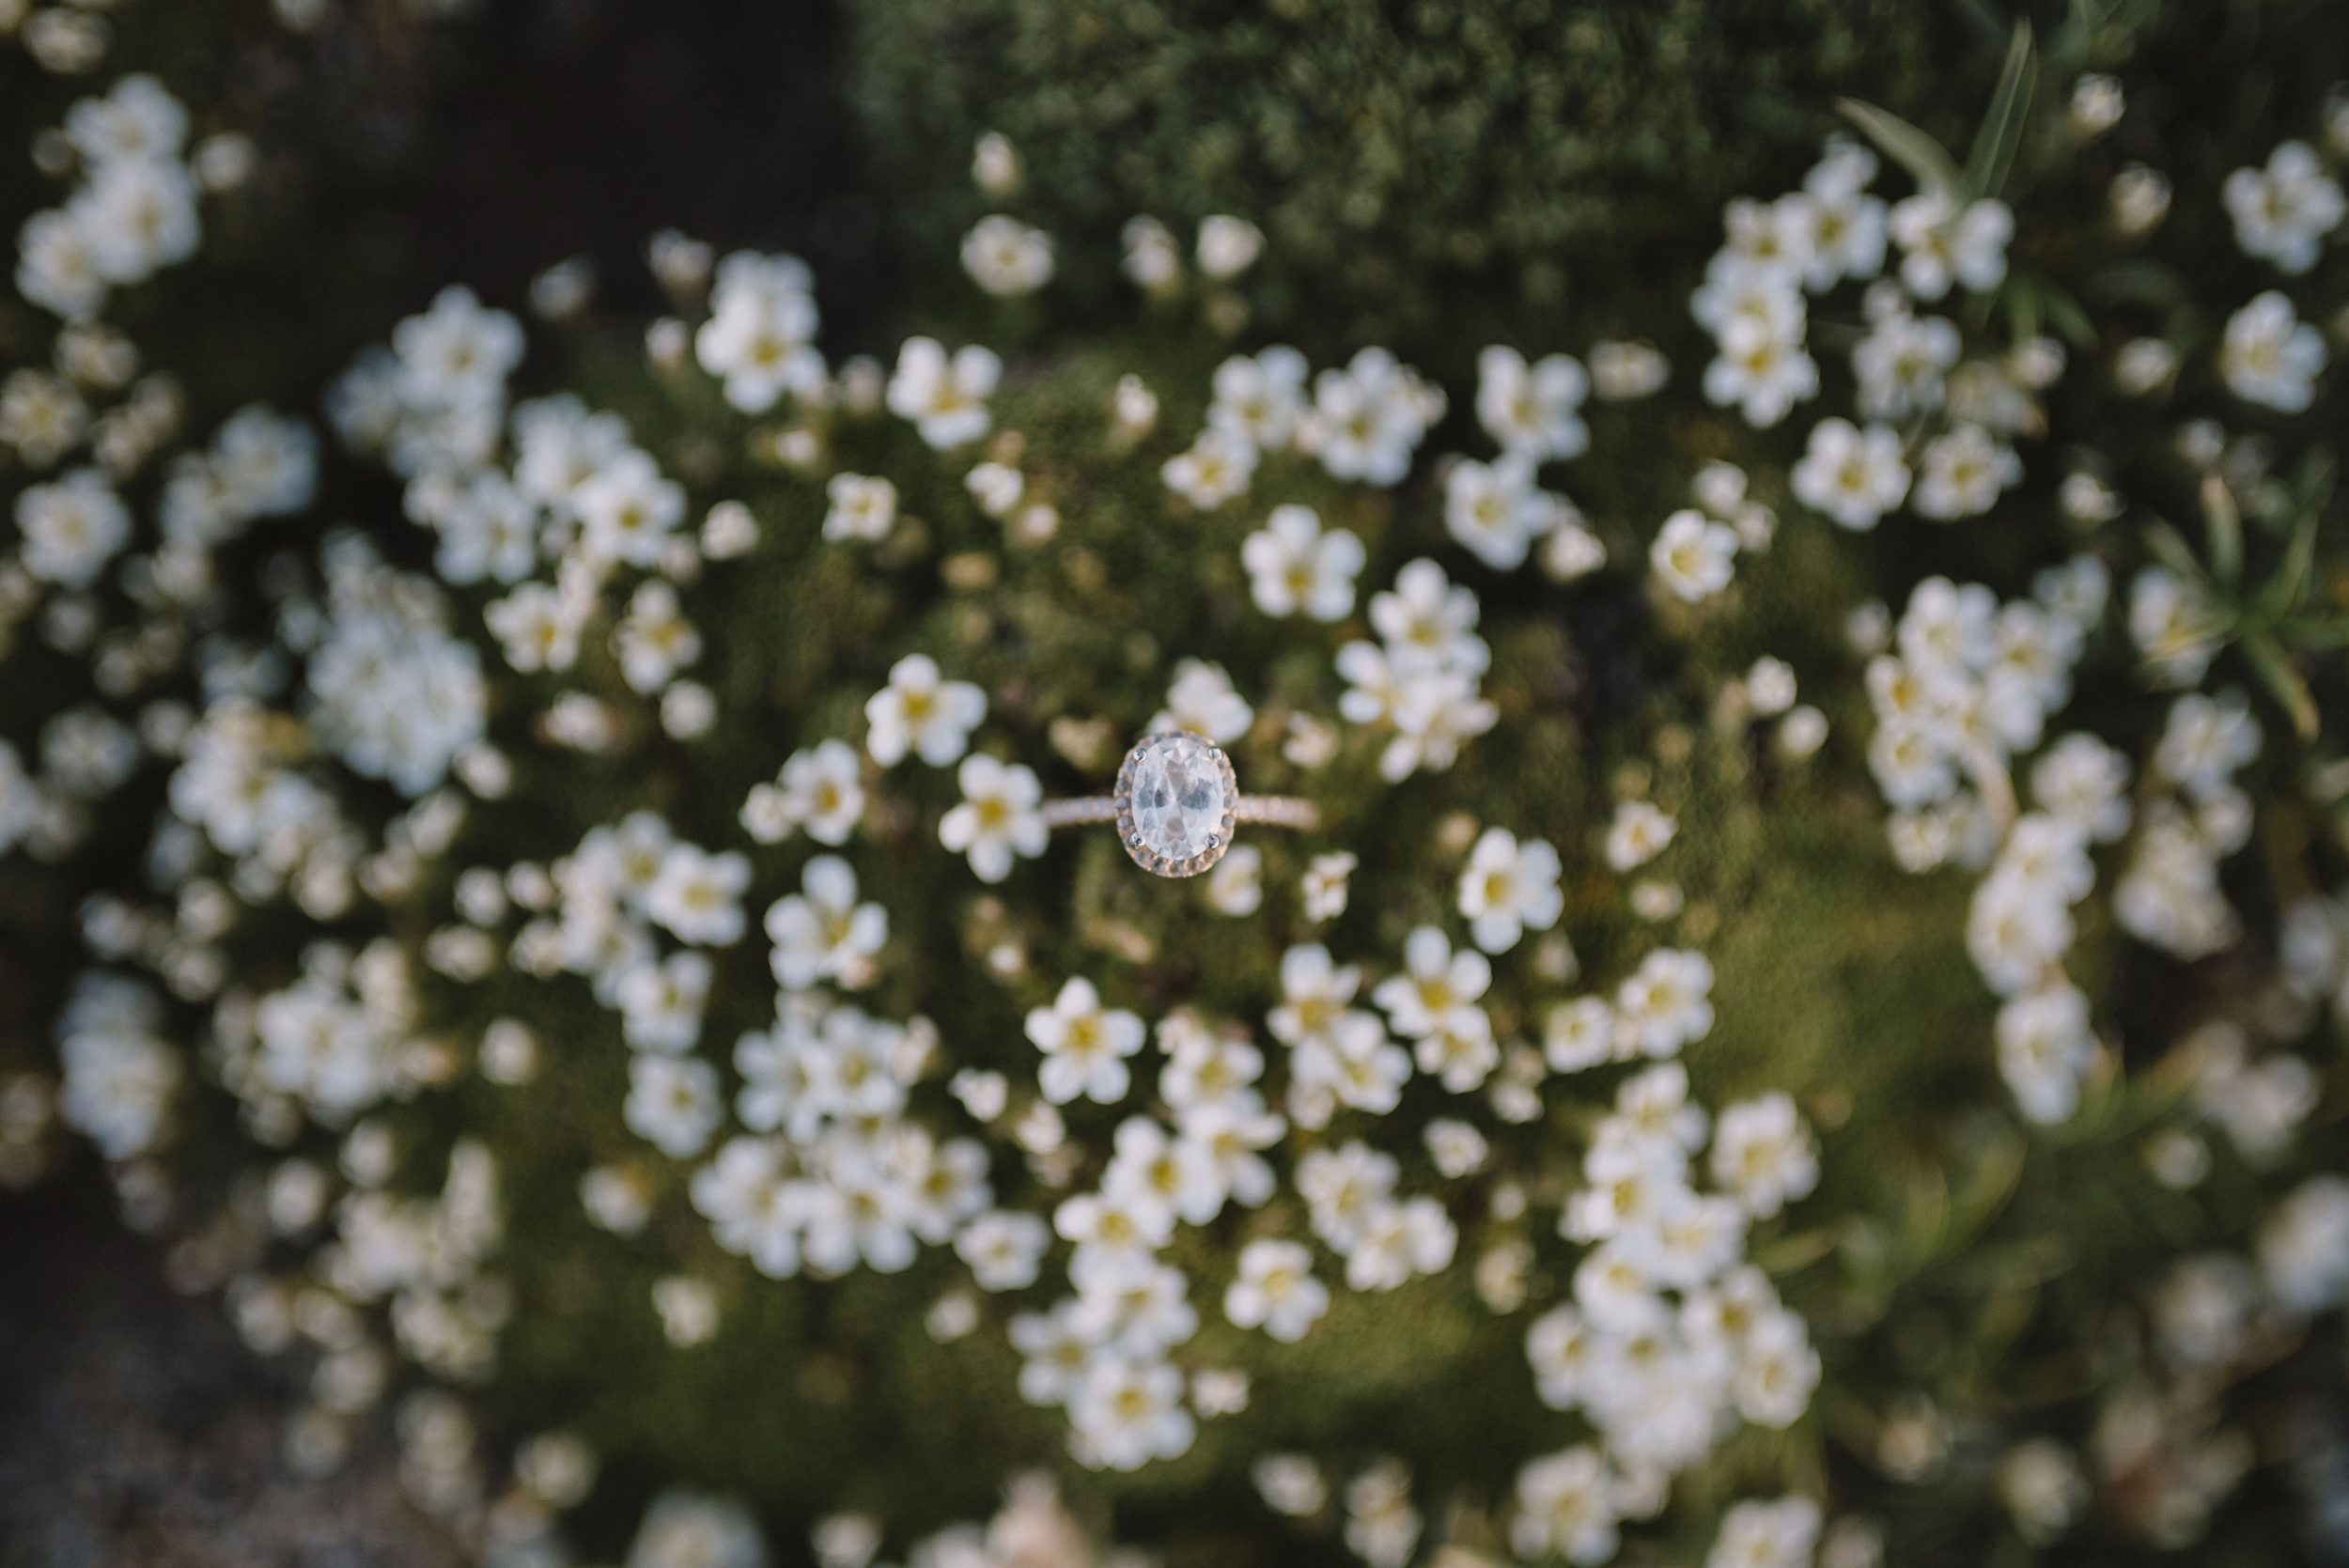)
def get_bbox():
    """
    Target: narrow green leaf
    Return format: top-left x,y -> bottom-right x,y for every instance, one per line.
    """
1837,98 -> 1964,196
1965,21 -> 2039,200
2292,442 -> 2338,516
2281,618 -> 2349,651
2141,520 -> 2215,591
2256,507 -> 2321,619
2039,282 -> 2097,349
2004,274 -> 2044,343
2241,630 -> 2321,740
2201,474 -> 2243,588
